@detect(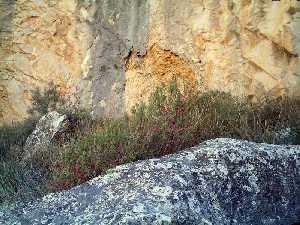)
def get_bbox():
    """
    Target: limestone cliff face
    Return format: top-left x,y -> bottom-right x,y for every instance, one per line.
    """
0,0 -> 93,122
0,0 -> 300,123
